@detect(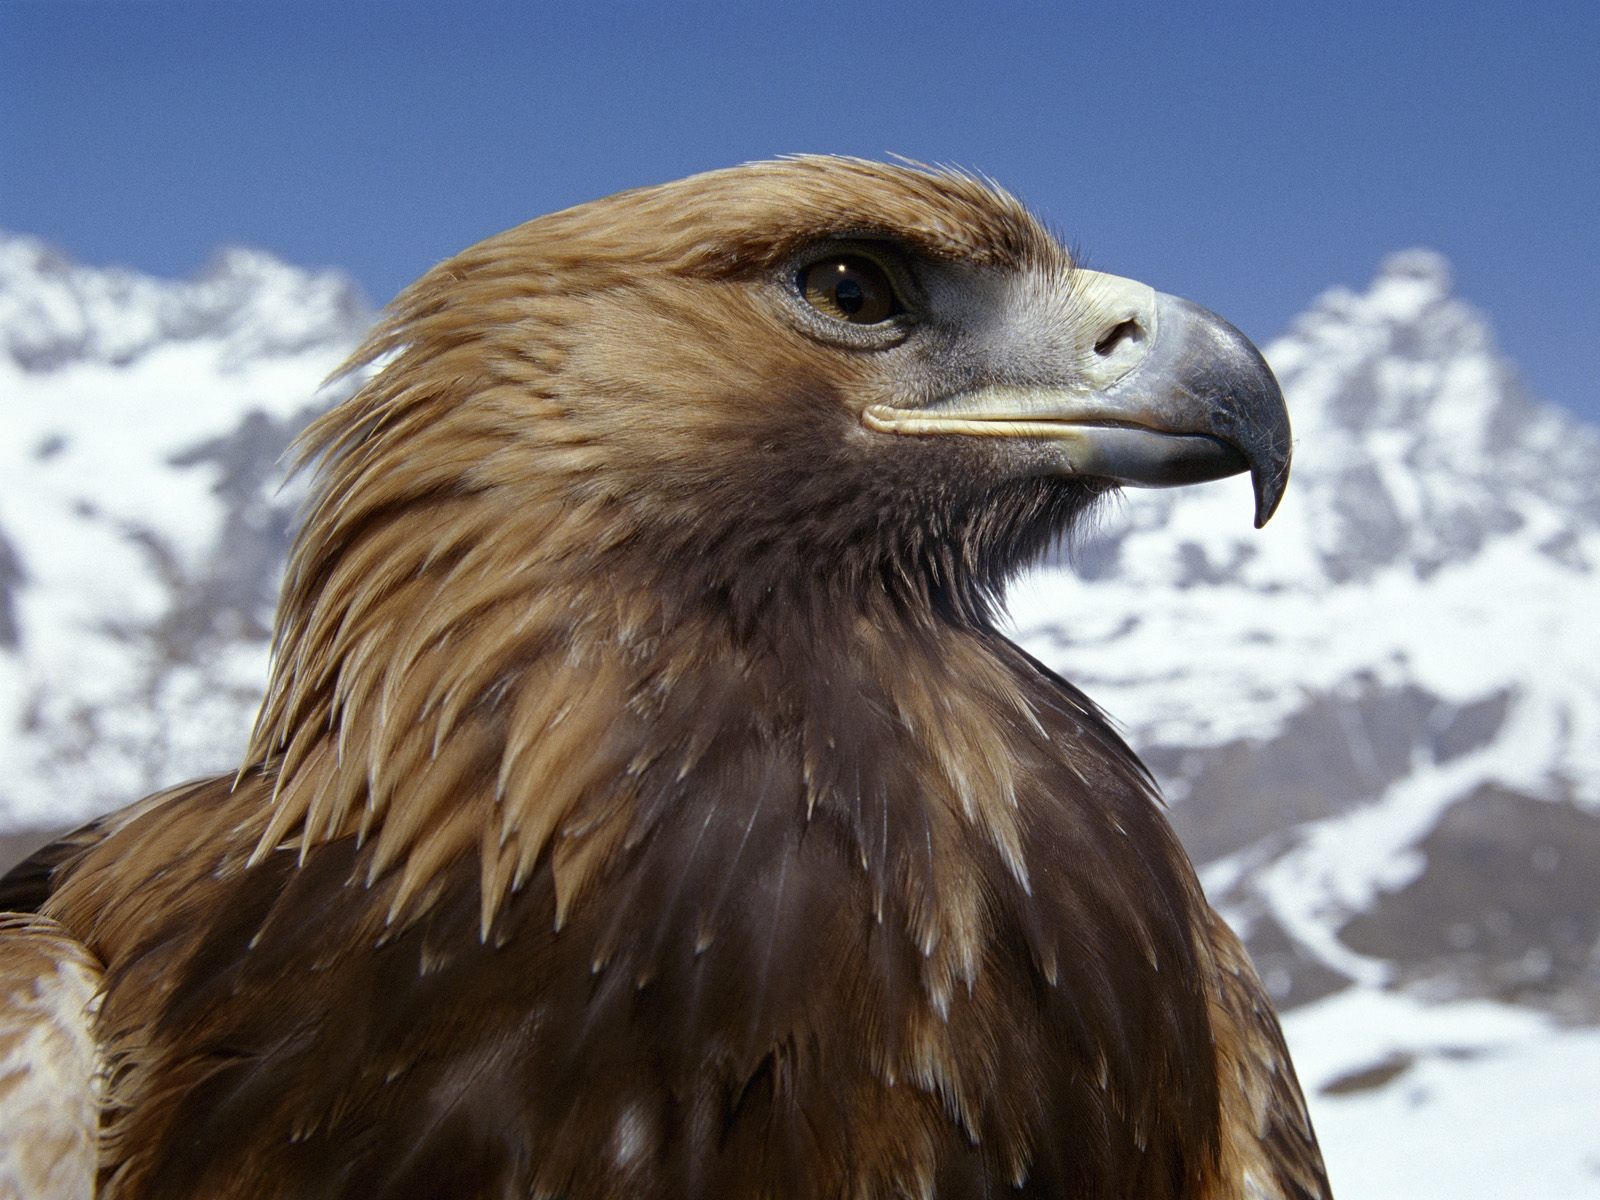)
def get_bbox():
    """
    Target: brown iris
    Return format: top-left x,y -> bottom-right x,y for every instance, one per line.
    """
798,255 -> 900,324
